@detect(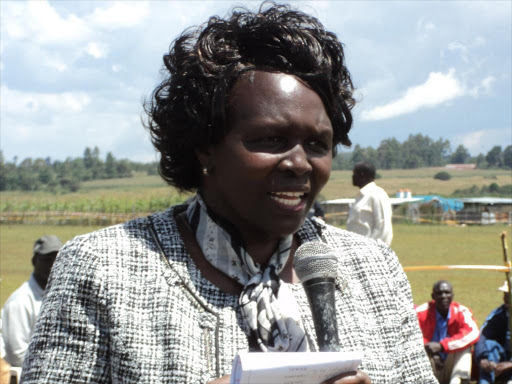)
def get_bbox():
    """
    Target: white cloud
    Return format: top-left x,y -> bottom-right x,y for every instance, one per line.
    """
44,55 -> 68,72
2,1 -> 149,50
89,2 -> 149,29
469,75 -> 496,97
447,41 -> 469,63
86,42 -> 107,59
2,1 -> 90,45
416,18 -> 436,33
1,86 -> 90,115
454,1 -> 512,22
474,36 -> 486,46
415,18 -> 437,41
481,76 -> 495,91
1,1 -> 509,162
360,69 -> 464,121
453,129 -> 512,155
